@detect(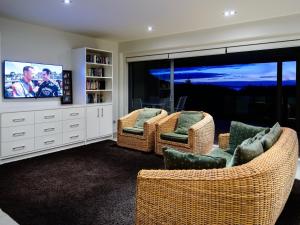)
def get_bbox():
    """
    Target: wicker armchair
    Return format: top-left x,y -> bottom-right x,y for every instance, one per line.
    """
136,128 -> 298,225
155,112 -> 215,155
117,109 -> 168,152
